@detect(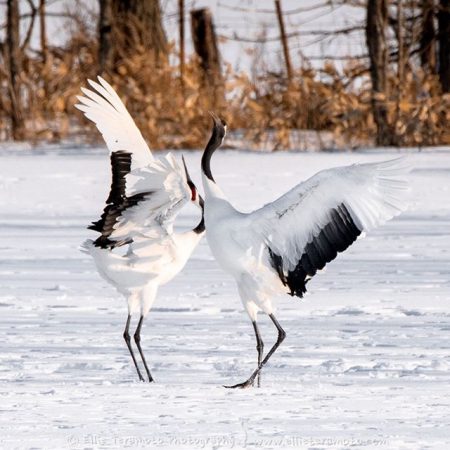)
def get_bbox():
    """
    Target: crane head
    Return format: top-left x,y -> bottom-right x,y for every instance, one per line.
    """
208,112 -> 227,140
